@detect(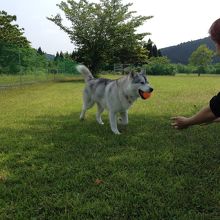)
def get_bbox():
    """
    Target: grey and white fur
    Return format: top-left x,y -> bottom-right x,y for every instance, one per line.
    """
77,65 -> 153,134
